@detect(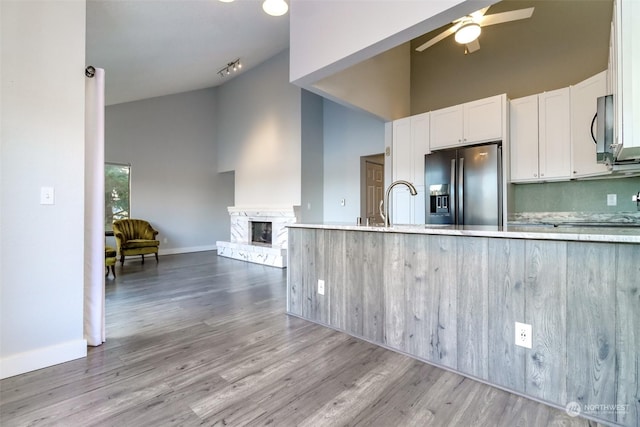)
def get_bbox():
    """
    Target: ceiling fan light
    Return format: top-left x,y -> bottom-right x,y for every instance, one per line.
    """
455,22 -> 481,44
263,0 -> 288,17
